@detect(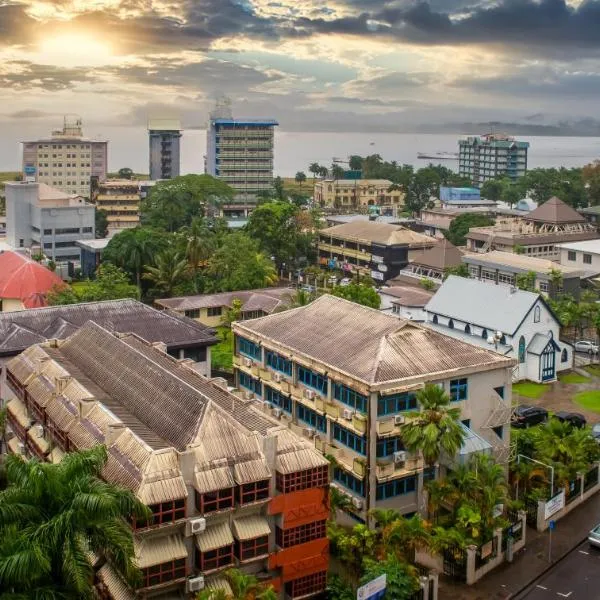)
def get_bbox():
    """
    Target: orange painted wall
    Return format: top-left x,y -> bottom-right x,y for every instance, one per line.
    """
269,487 -> 329,526
269,538 -> 329,583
